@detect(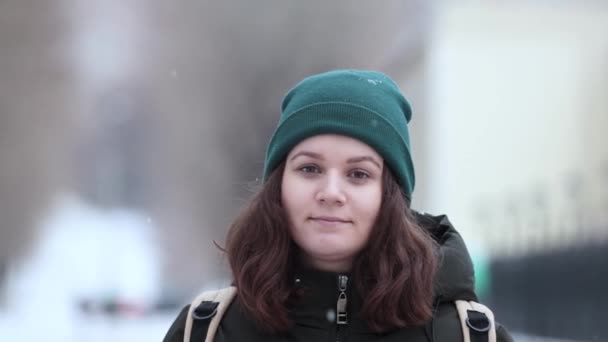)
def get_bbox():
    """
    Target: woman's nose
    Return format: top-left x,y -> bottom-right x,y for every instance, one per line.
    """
315,172 -> 346,205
